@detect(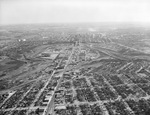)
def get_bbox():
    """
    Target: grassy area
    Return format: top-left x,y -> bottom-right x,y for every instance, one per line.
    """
0,60 -> 24,72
